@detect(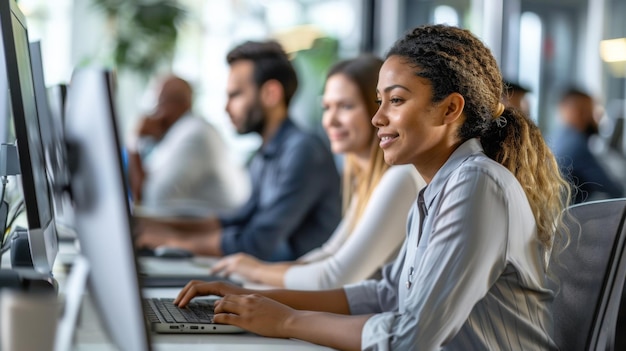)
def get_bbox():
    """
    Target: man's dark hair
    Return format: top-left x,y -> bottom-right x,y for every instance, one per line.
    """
503,80 -> 530,94
560,86 -> 592,103
226,40 -> 299,106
